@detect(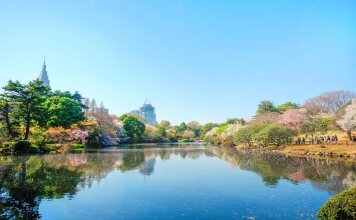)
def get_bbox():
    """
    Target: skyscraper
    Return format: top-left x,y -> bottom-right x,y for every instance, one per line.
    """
139,103 -> 157,125
38,58 -> 50,87
130,102 -> 157,125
